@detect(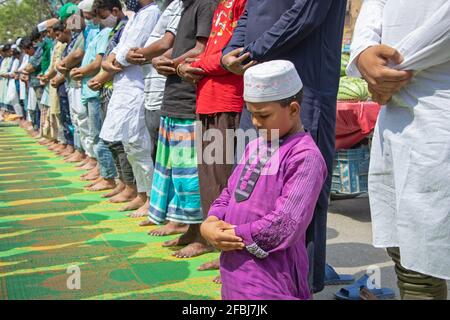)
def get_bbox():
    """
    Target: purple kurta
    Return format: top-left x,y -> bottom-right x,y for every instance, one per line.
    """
208,132 -> 327,300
